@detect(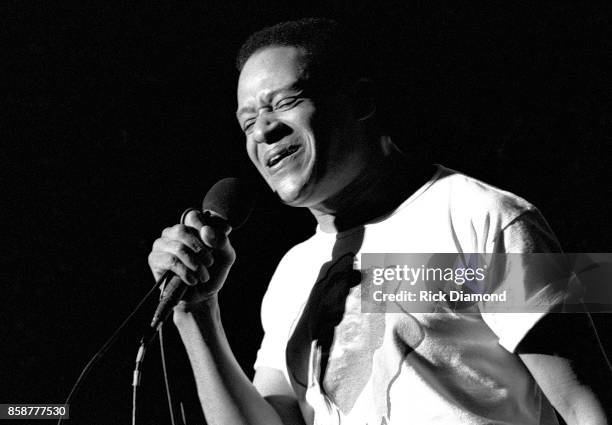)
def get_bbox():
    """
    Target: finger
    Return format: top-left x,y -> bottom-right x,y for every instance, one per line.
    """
148,251 -> 199,285
152,238 -> 201,271
161,225 -> 205,254
198,265 -> 210,283
183,209 -> 208,231
200,224 -> 232,250
200,249 -> 214,268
